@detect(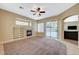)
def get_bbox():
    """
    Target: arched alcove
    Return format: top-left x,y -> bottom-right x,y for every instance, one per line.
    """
64,15 -> 79,45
